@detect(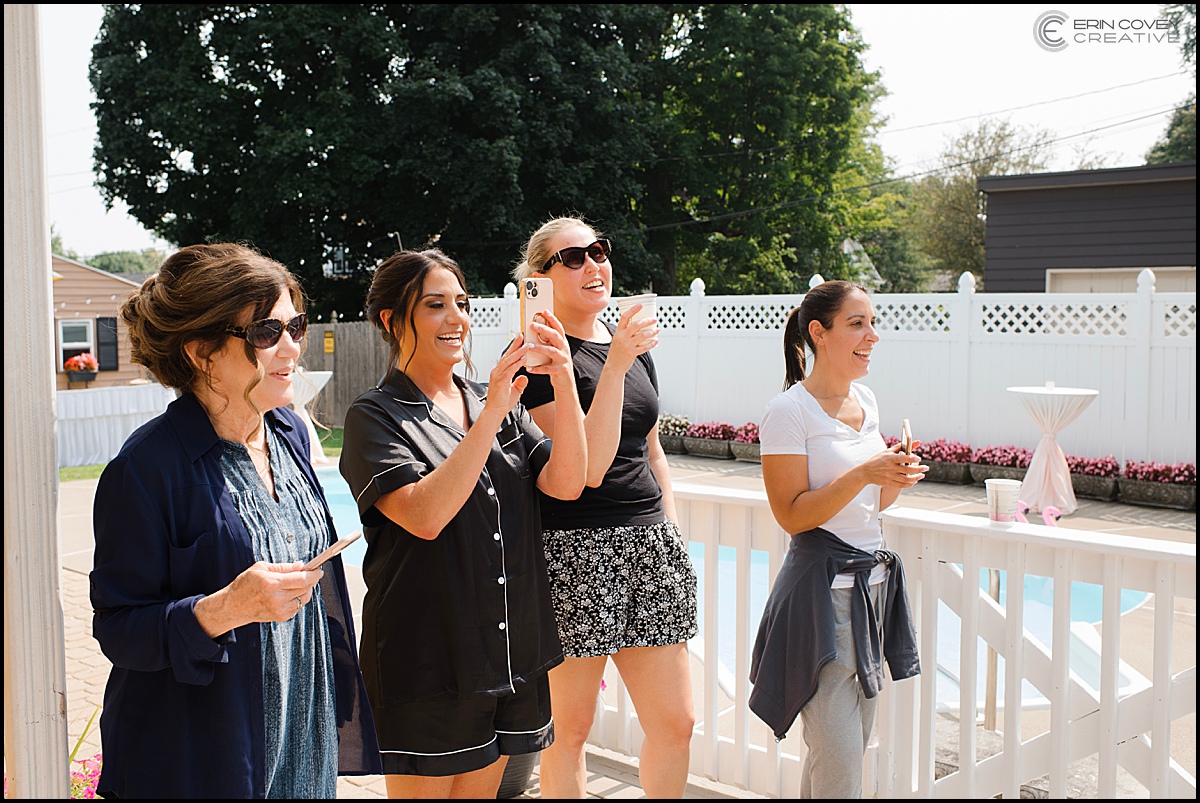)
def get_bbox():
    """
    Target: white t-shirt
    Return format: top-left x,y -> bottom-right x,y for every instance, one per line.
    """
759,381 -> 888,587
